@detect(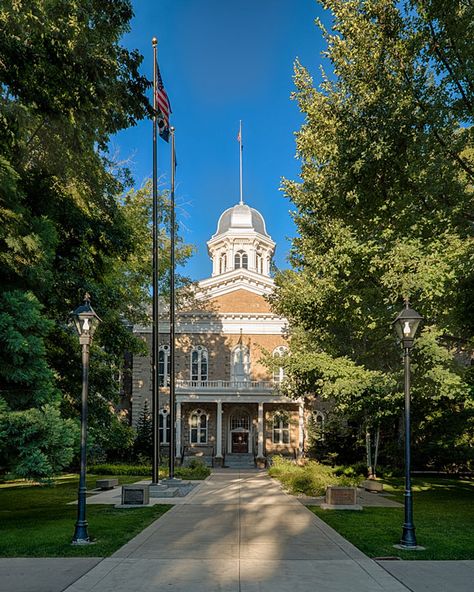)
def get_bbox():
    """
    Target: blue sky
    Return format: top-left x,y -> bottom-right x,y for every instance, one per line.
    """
114,0 -> 328,280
